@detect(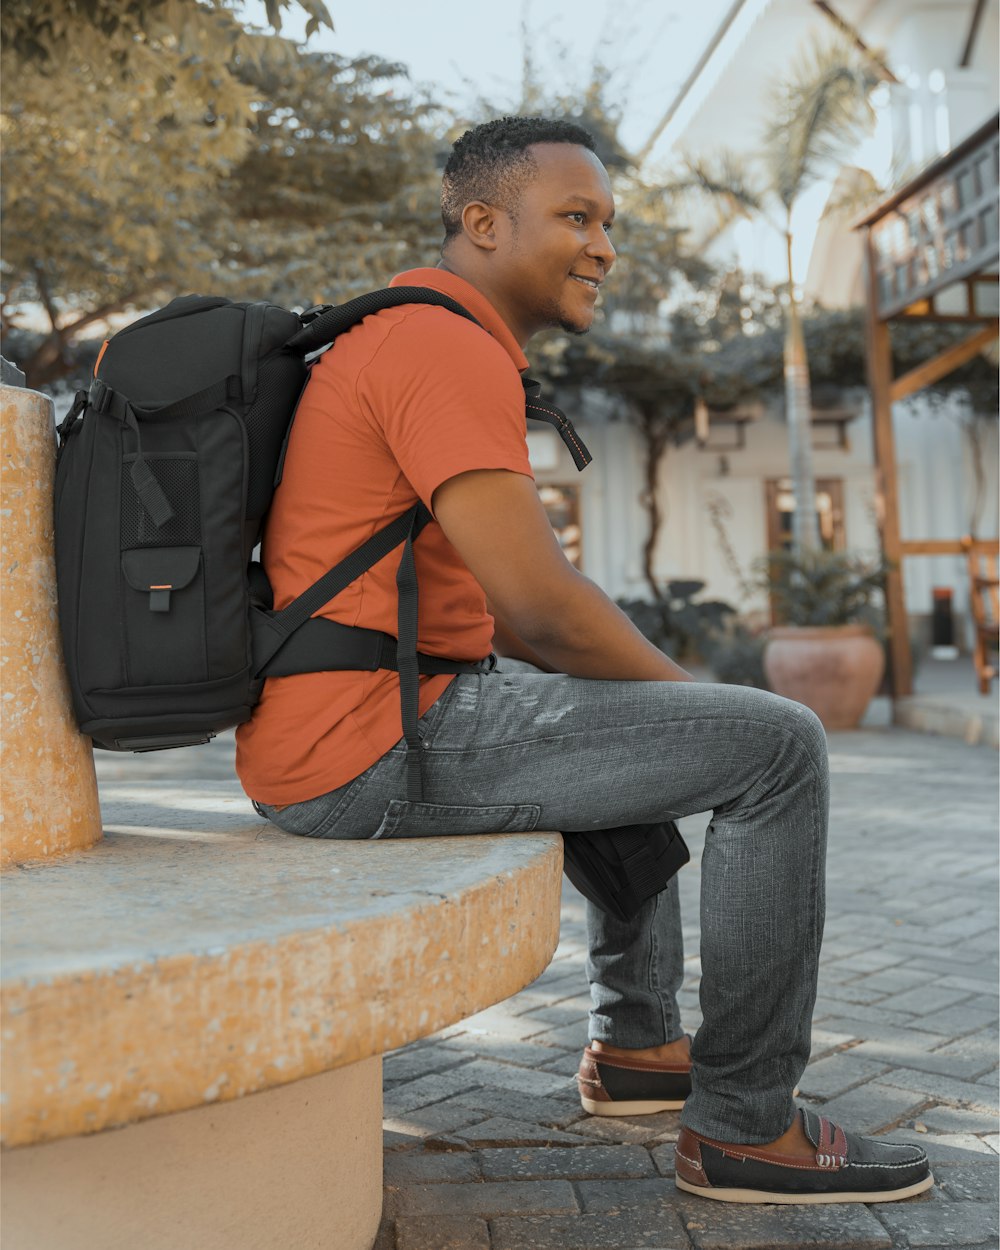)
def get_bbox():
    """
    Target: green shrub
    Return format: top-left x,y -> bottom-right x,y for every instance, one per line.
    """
617,581 -> 736,662
755,548 -> 888,630
703,619 -> 769,688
